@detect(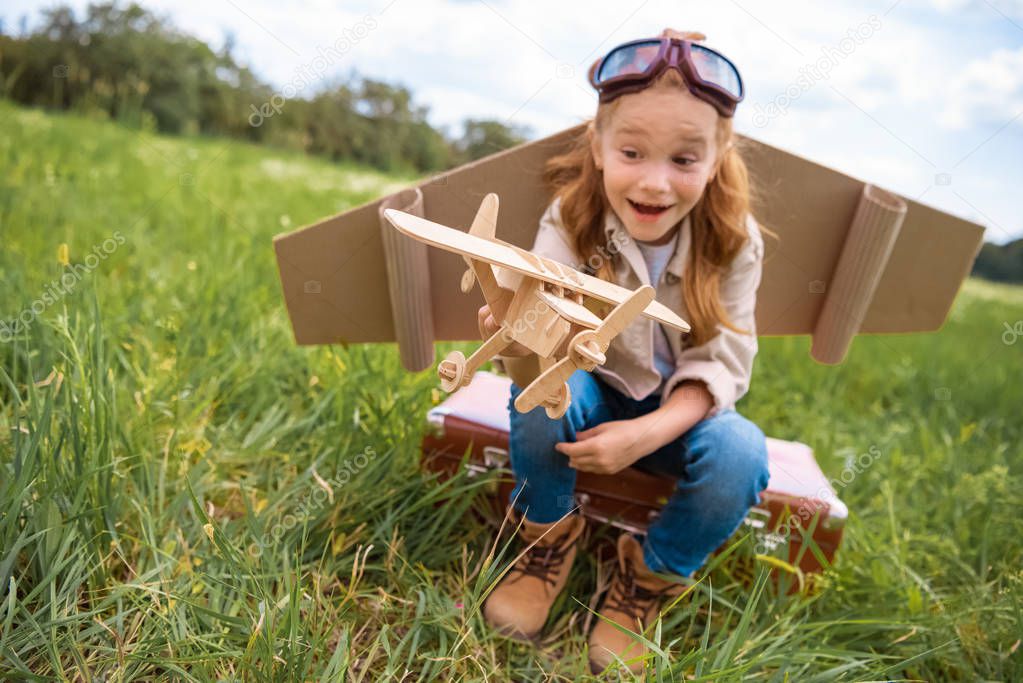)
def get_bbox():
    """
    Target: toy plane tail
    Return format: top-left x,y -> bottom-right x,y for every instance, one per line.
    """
459,193 -> 497,291
469,193 -> 499,241
459,193 -> 512,321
